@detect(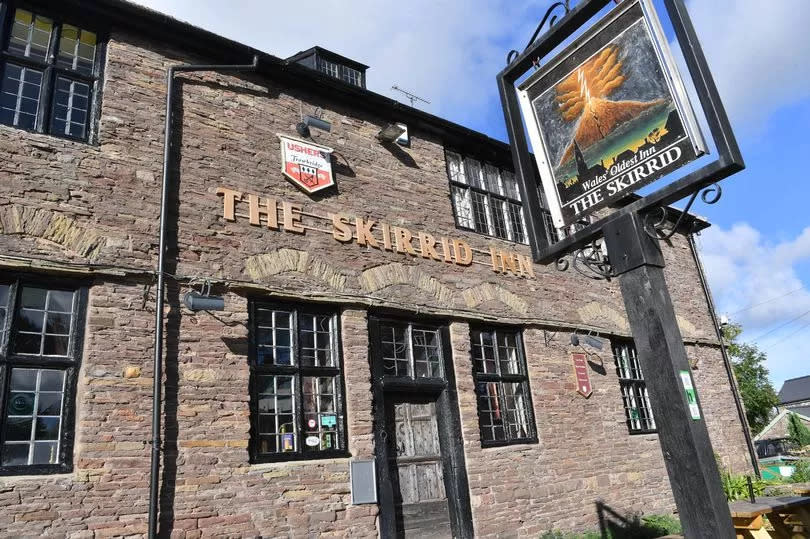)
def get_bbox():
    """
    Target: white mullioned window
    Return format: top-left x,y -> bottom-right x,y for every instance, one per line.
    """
445,151 -> 528,245
613,341 -> 656,434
